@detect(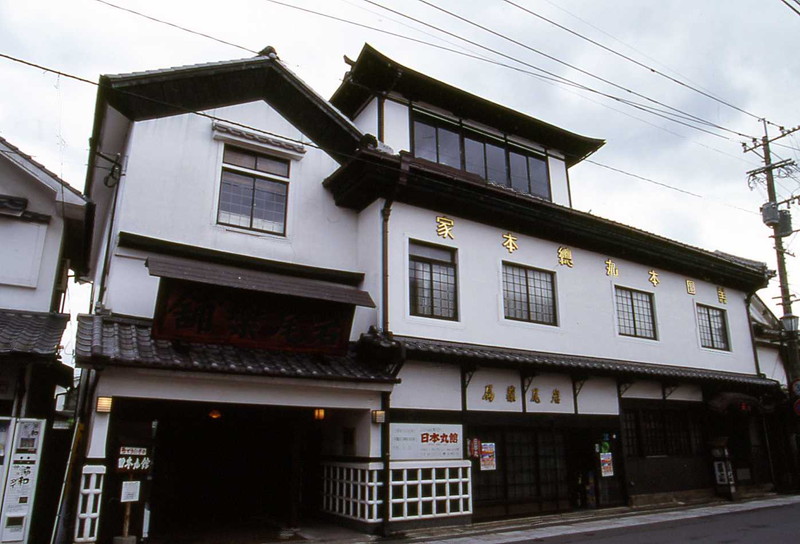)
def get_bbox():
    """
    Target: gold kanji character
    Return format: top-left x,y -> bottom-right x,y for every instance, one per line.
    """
530,387 -> 541,404
686,280 -> 696,295
482,384 -> 495,402
436,216 -> 455,239
605,259 -> 619,277
648,270 -> 660,287
717,287 -> 727,304
557,246 -> 574,268
551,388 -> 561,404
506,385 -> 516,402
502,233 -> 518,254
